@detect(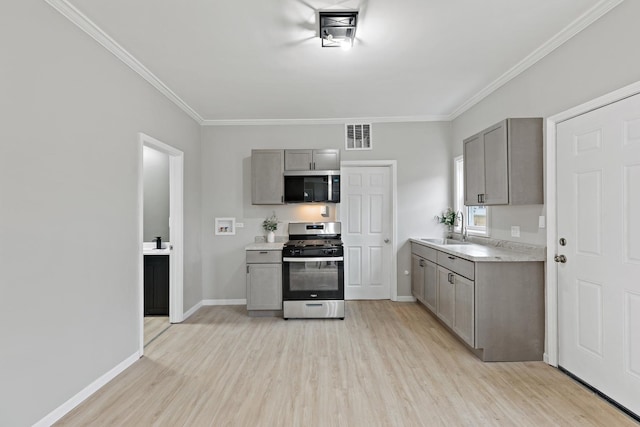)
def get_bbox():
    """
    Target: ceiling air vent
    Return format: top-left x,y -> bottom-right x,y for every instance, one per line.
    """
345,123 -> 372,150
